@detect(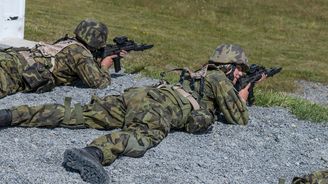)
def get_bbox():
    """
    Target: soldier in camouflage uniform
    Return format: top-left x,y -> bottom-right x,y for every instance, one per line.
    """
290,170 -> 328,184
211,45 -> 267,105
0,44 -> 250,184
278,170 -> 328,184
0,19 -> 126,99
